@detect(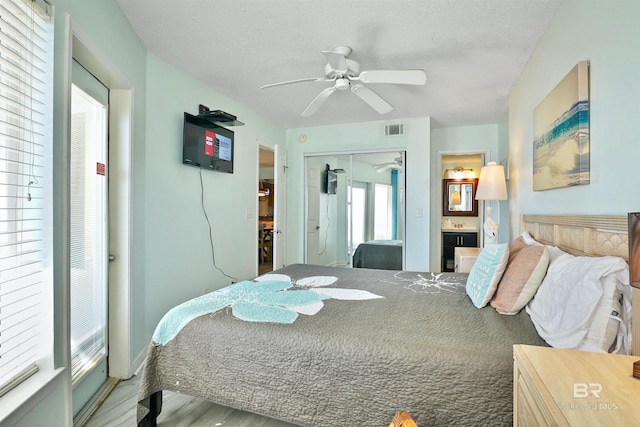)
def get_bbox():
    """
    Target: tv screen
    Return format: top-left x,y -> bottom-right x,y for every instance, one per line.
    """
323,169 -> 337,194
182,112 -> 234,173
